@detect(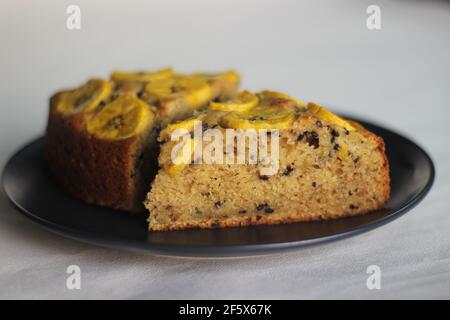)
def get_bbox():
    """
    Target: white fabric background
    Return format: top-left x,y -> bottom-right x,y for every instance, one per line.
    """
0,0 -> 449,299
